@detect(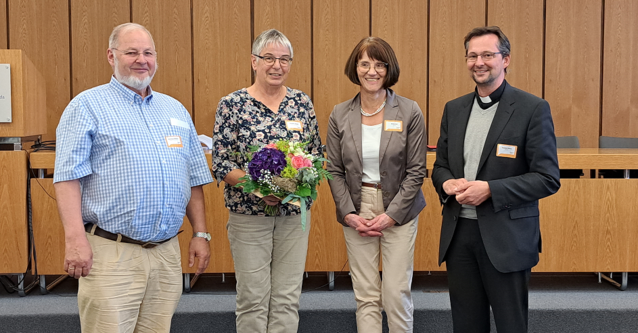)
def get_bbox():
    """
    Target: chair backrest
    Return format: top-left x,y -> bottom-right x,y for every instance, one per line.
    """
556,136 -> 580,148
599,136 -> 638,148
